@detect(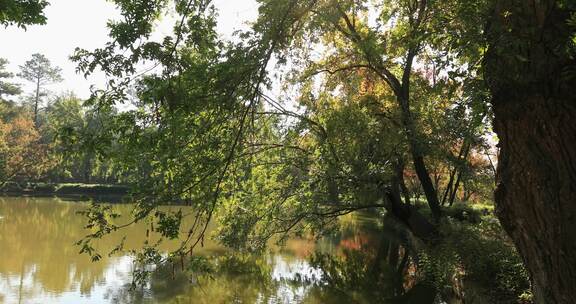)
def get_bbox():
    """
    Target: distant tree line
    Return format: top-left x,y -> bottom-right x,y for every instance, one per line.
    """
0,54 -> 130,185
